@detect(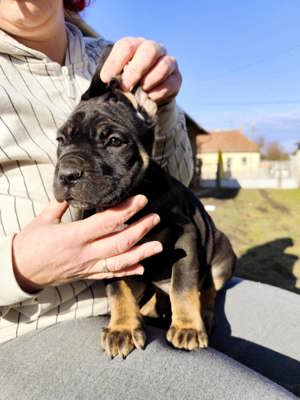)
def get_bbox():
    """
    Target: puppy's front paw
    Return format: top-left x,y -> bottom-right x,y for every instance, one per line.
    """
166,325 -> 208,350
101,326 -> 146,359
